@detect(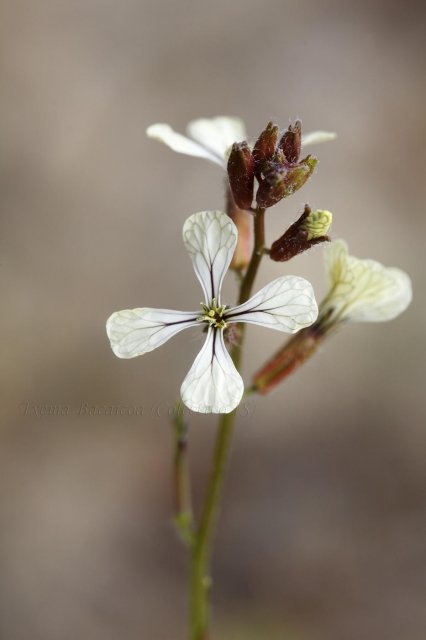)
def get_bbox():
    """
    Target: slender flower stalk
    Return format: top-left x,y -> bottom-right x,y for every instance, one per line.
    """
173,403 -> 194,546
190,408 -> 236,640
252,323 -> 326,394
